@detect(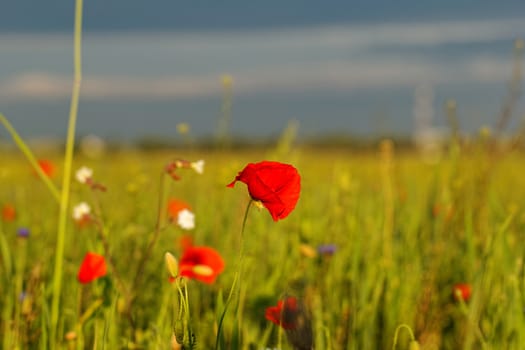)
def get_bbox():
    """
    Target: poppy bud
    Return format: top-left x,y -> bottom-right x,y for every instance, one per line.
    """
165,252 -> 179,278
